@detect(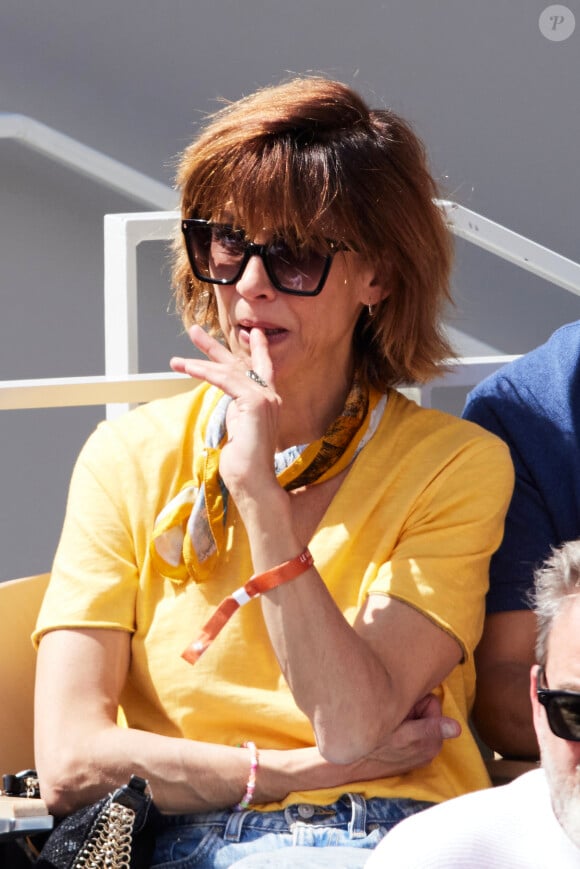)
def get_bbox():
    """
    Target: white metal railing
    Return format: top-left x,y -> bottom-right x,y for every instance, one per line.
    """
103,211 -> 179,413
0,372 -> 193,410
439,201 -> 580,297
0,113 -> 176,210
0,358 -> 519,411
